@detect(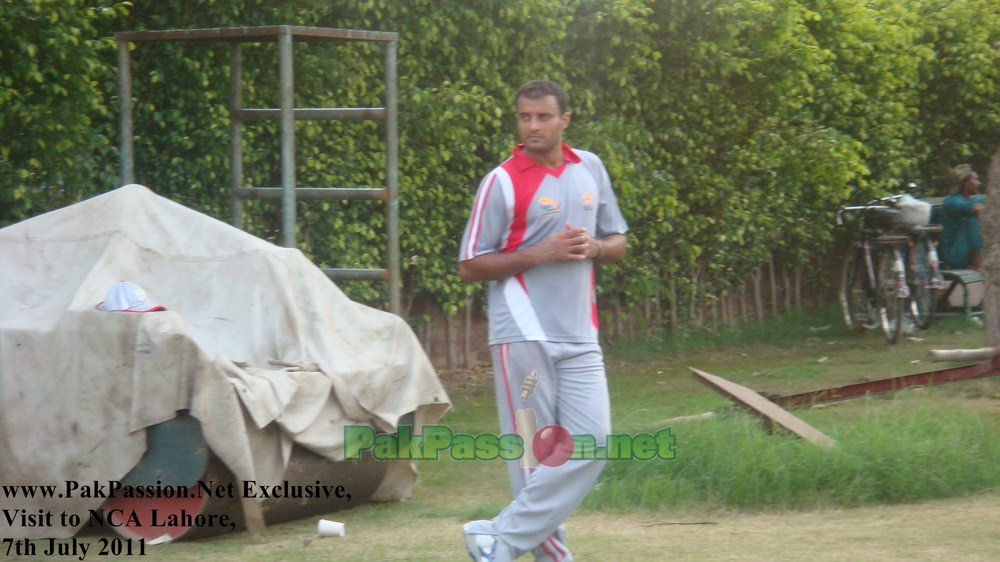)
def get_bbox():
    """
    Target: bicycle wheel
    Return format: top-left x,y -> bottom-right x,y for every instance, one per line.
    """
875,248 -> 905,344
839,248 -> 876,330
908,238 -> 936,330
